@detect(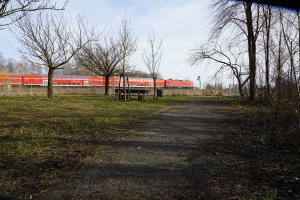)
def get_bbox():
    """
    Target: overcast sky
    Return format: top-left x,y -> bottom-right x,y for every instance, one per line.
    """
0,0 -> 226,86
